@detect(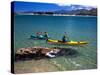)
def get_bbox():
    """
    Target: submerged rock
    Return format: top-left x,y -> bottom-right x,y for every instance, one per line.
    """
15,47 -> 78,61
15,47 -> 61,60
